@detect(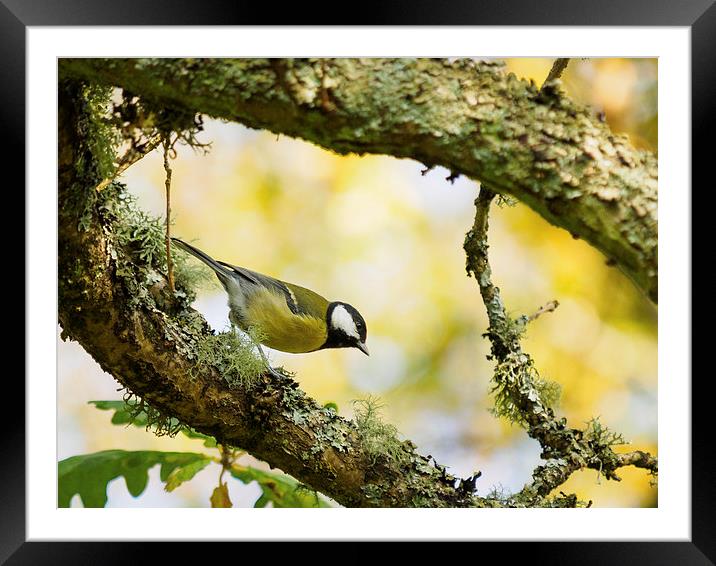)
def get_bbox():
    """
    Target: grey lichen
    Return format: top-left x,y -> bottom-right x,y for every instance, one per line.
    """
305,410 -> 353,457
